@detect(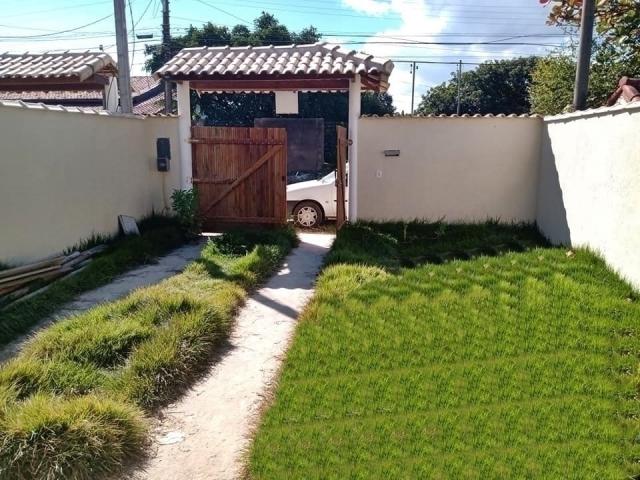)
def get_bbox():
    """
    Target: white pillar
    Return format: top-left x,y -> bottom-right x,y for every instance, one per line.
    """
103,76 -> 119,112
176,81 -> 192,189
348,74 -> 361,222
